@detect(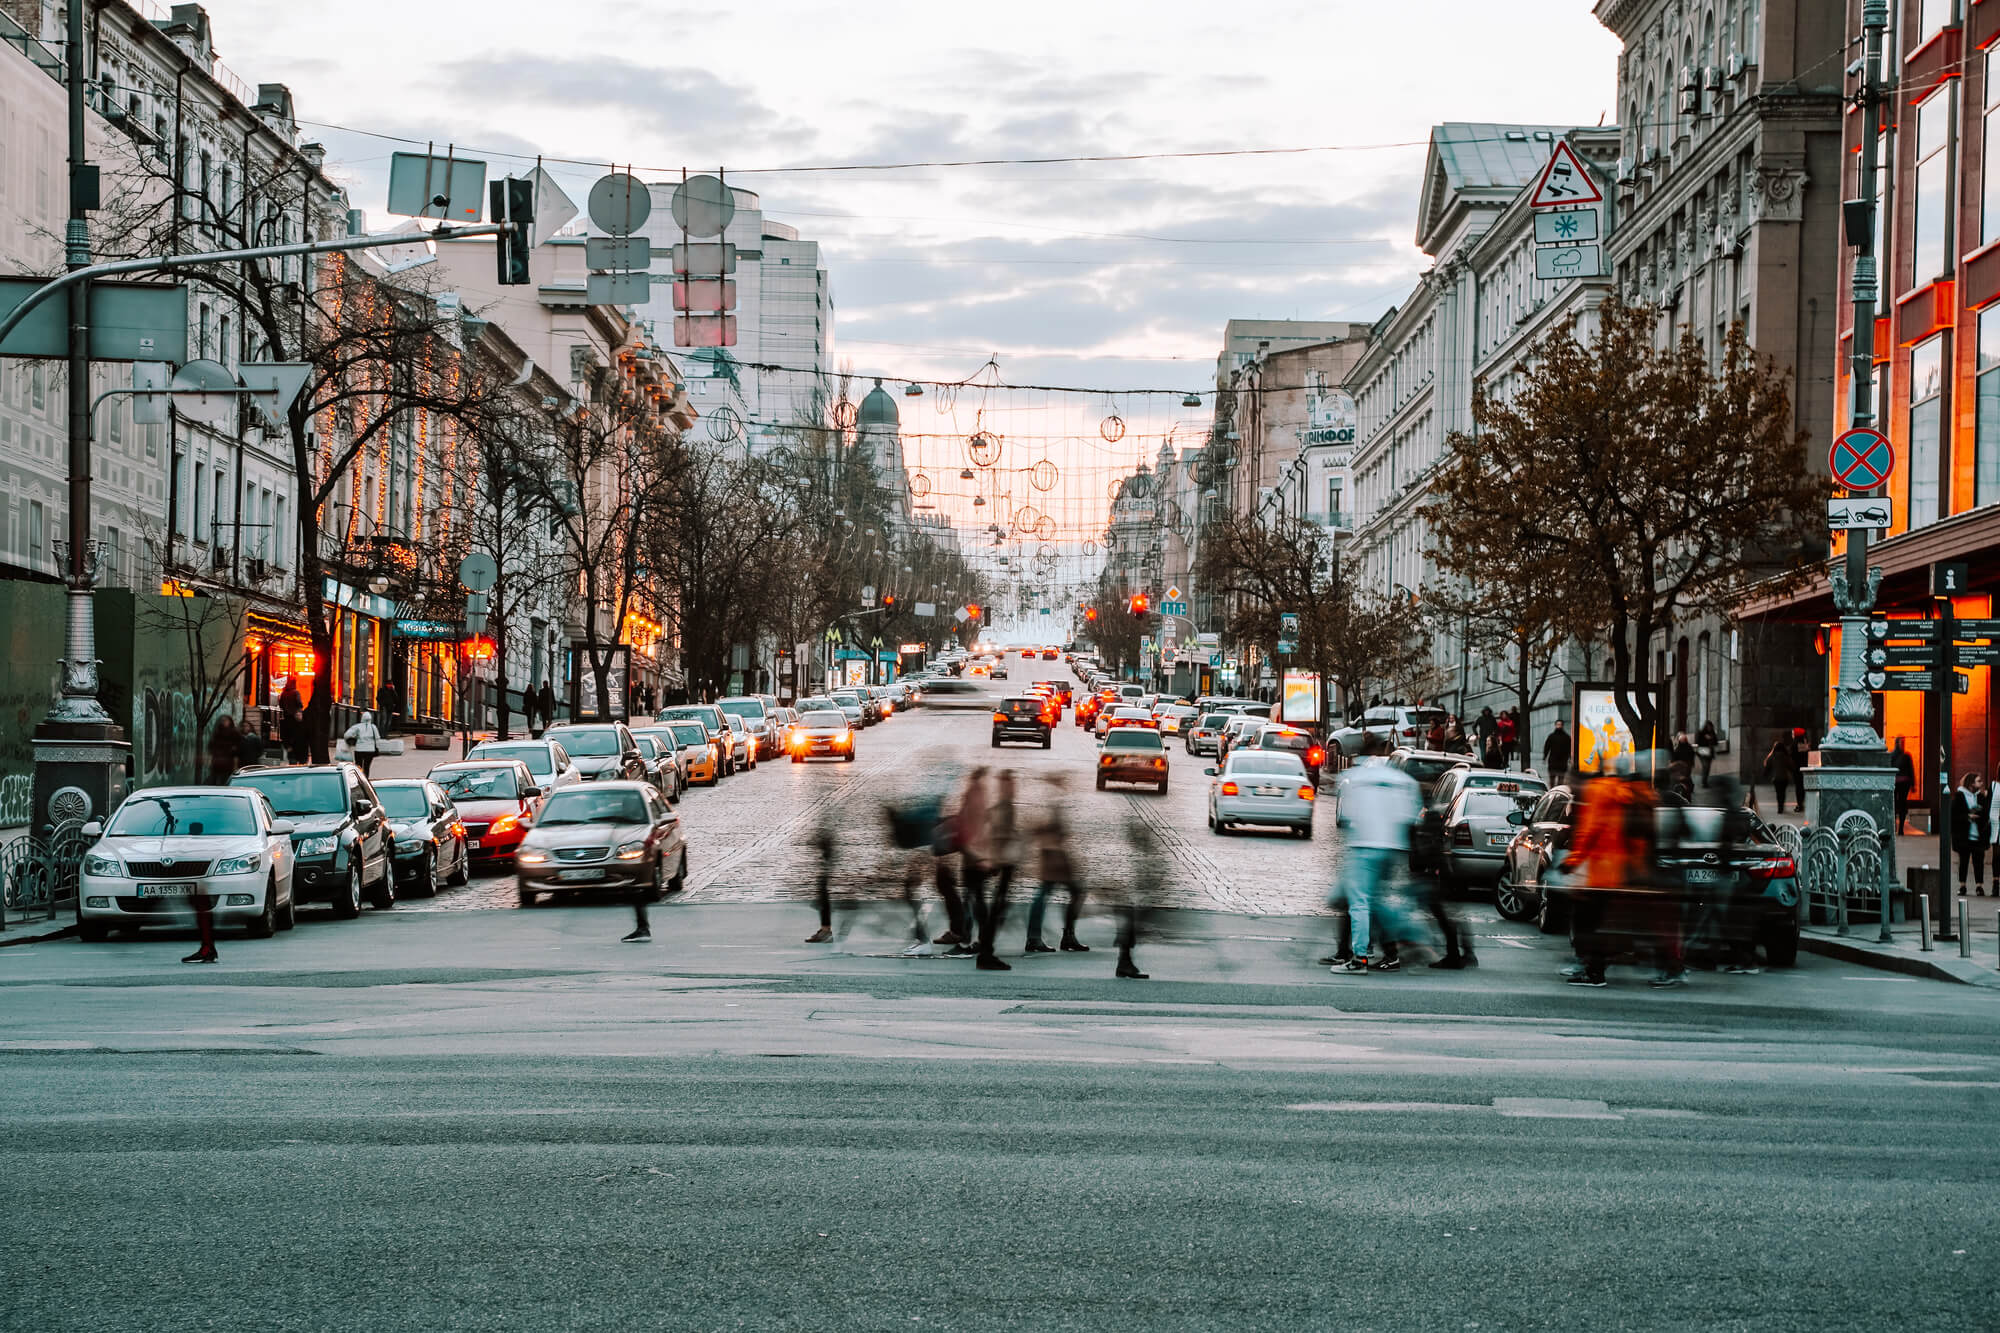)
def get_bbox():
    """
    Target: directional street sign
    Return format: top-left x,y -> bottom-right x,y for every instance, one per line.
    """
1955,641 -> 2000,667
1867,643 -> 1937,668
1828,497 -> 1891,530
1527,141 -> 1604,208
1830,427 -> 1895,491
1868,617 -> 1937,641
1956,619 -> 2000,639
1869,670 -> 1936,692
1161,600 -> 1189,616
1533,208 -> 1600,243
